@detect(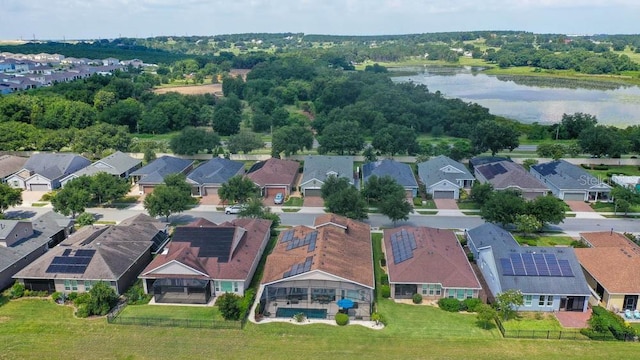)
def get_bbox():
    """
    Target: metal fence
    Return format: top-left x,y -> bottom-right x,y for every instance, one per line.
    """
107,315 -> 243,330
494,317 -> 637,341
